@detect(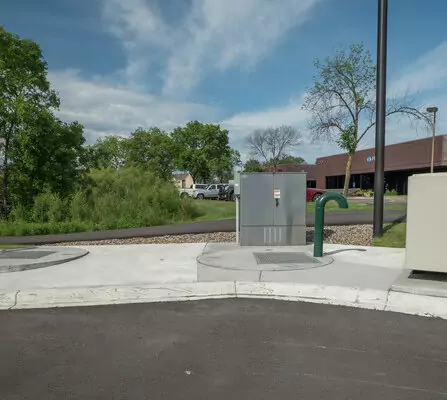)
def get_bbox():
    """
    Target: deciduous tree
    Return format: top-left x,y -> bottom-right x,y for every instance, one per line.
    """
171,121 -> 234,183
125,127 -> 175,180
266,154 -> 306,166
243,158 -> 264,172
246,126 -> 301,171
303,43 -> 430,196
10,110 -> 85,209
87,135 -> 128,170
0,27 -> 59,217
